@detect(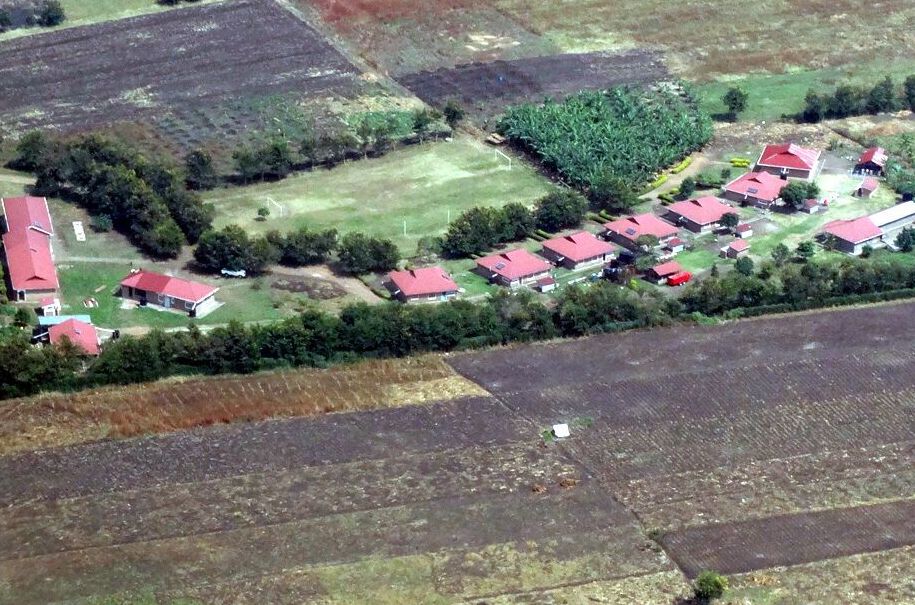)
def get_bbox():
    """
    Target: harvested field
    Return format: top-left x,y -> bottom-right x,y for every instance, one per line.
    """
661,499 -> 915,577
0,356 -> 487,455
0,0 -> 360,143
397,50 -> 667,117
3,302 -> 915,602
